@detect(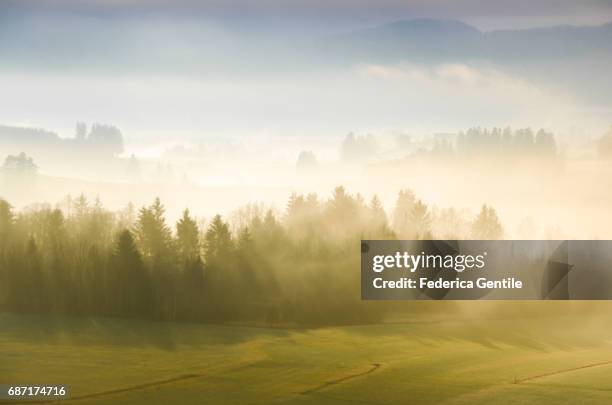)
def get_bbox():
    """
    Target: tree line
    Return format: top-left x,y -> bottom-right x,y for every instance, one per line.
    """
448,127 -> 557,157
0,188 -> 503,326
